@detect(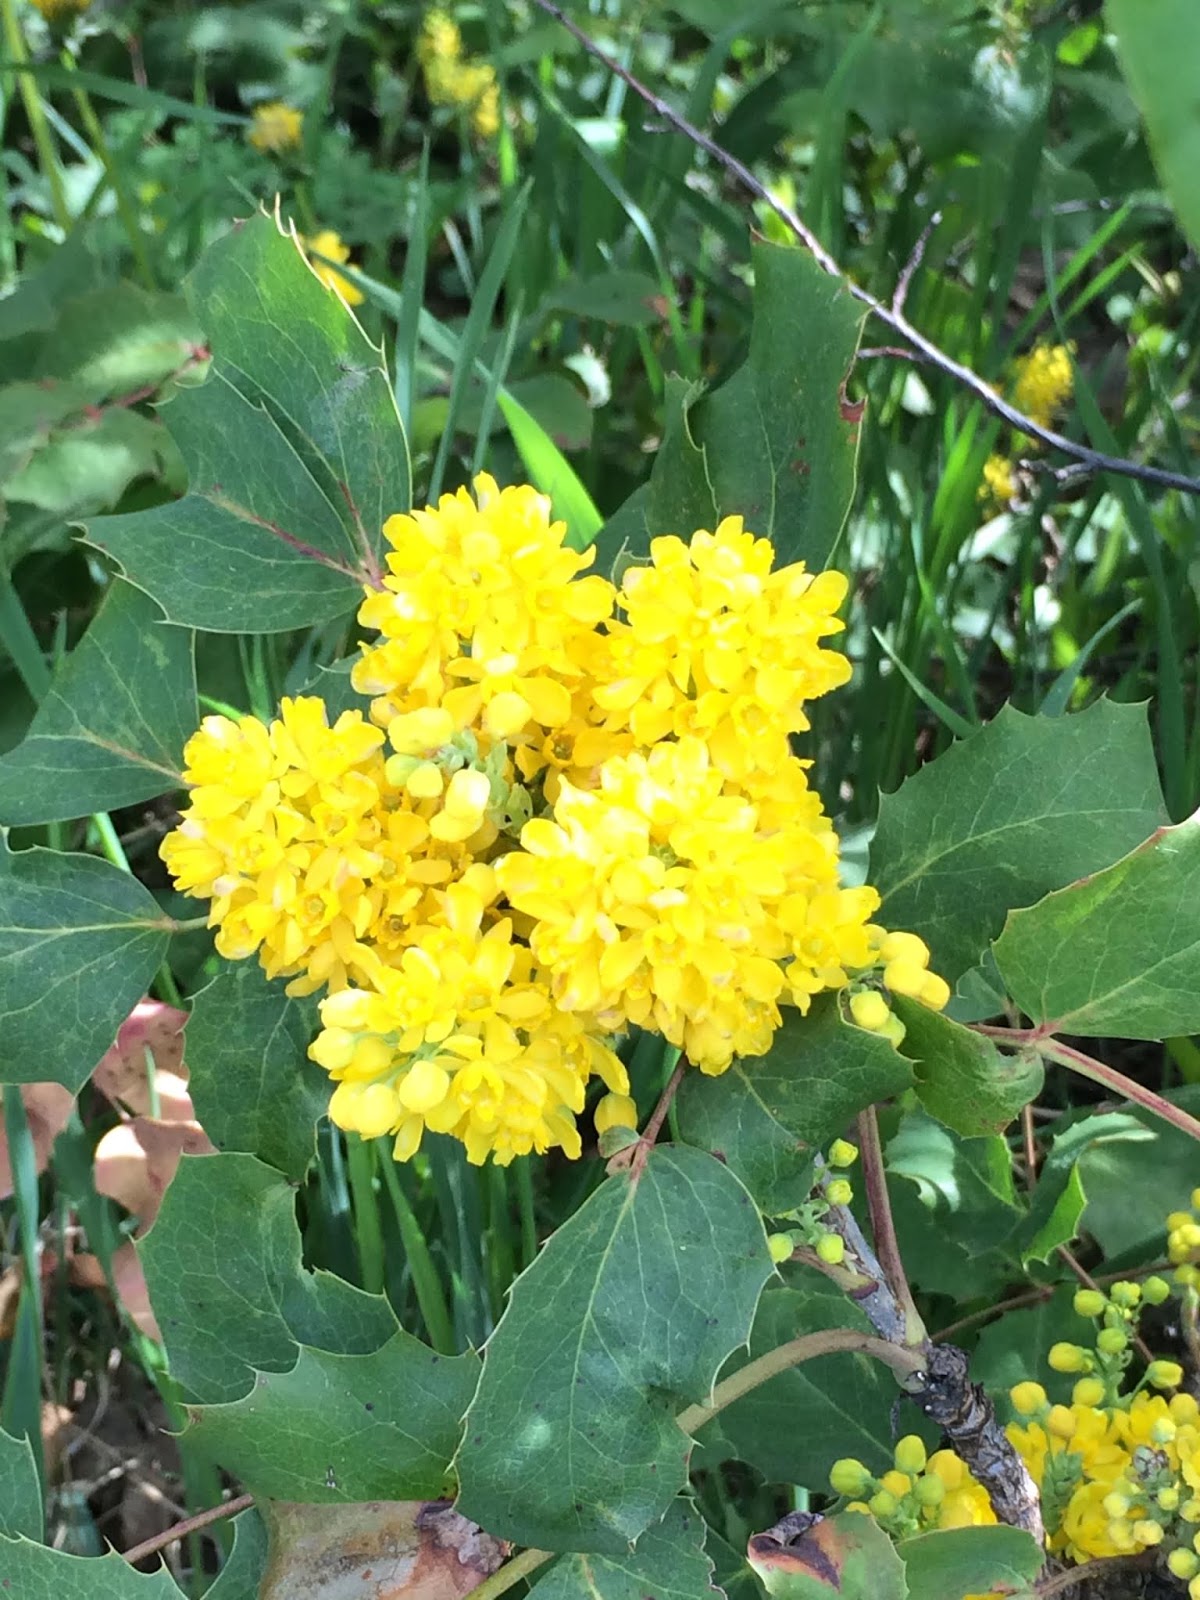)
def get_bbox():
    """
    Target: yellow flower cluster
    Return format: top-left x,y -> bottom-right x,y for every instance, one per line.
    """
164,476 -> 946,1165
247,101 -> 303,155
29,0 -> 89,22
830,1436 -> 998,1536
300,229 -> 364,306
417,10 -> 500,140
979,342 -> 1074,510
1168,1190 -> 1200,1292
